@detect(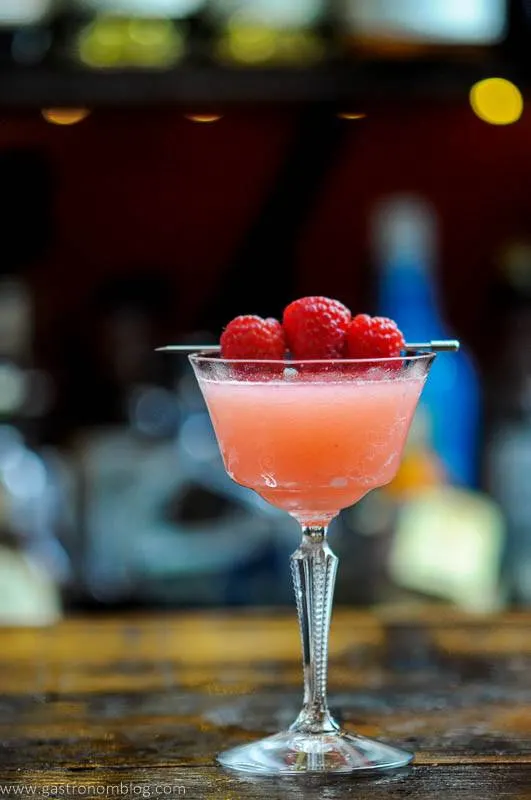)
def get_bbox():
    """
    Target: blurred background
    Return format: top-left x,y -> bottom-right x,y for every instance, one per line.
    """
1,0 -> 530,622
